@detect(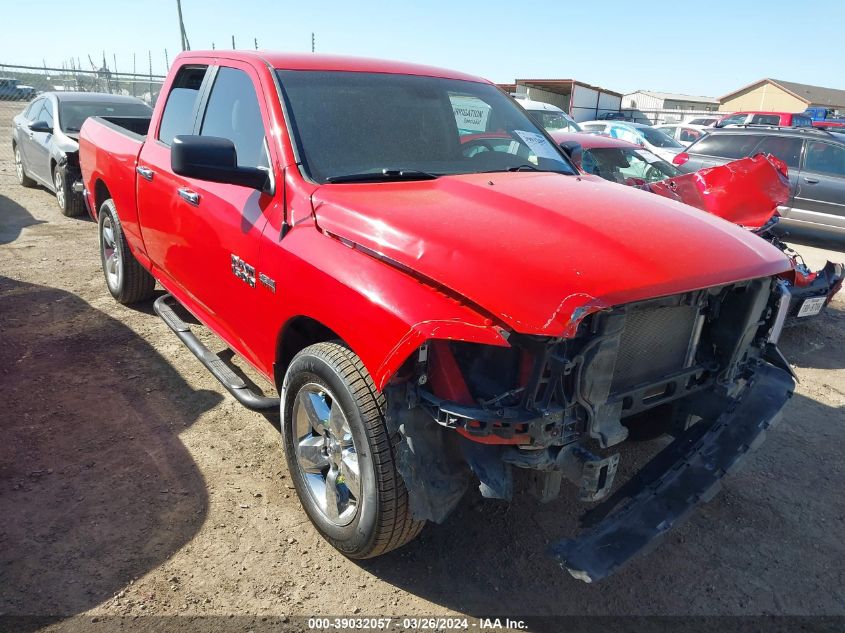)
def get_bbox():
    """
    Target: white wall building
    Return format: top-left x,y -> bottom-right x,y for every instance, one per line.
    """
498,79 -> 622,122
623,90 -> 719,112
